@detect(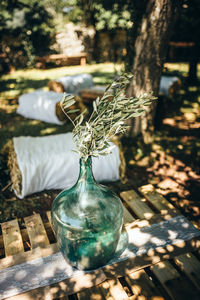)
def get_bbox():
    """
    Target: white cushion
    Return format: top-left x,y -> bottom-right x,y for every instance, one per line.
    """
13,133 -> 120,198
17,90 -> 64,125
57,74 -> 94,94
